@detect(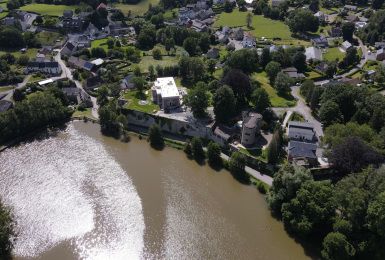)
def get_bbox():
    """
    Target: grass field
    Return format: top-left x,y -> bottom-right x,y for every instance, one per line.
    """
91,38 -> 110,51
214,11 -> 309,46
19,4 -> 76,16
36,31 -> 63,45
114,0 -> 160,17
136,56 -> 178,72
324,47 -> 345,61
253,71 -> 296,107
0,48 -> 38,58
0,86 -> 14,93
72,108 -> 96,119
122,90 -> 159,113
